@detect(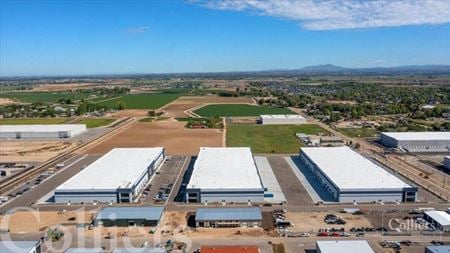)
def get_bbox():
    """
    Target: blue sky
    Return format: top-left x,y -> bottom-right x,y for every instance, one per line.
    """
1,0 -> 450,76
